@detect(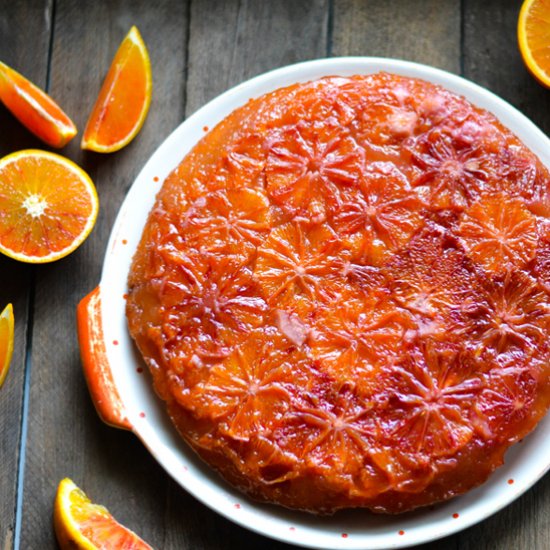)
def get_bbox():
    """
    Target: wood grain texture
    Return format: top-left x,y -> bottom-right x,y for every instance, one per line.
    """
19,1 -> 188,547
5,0 -> 550,548
331,0 -> 461,73
463,0 -> 550,136
186,0 -> 329,116
0,1 -> 52,547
